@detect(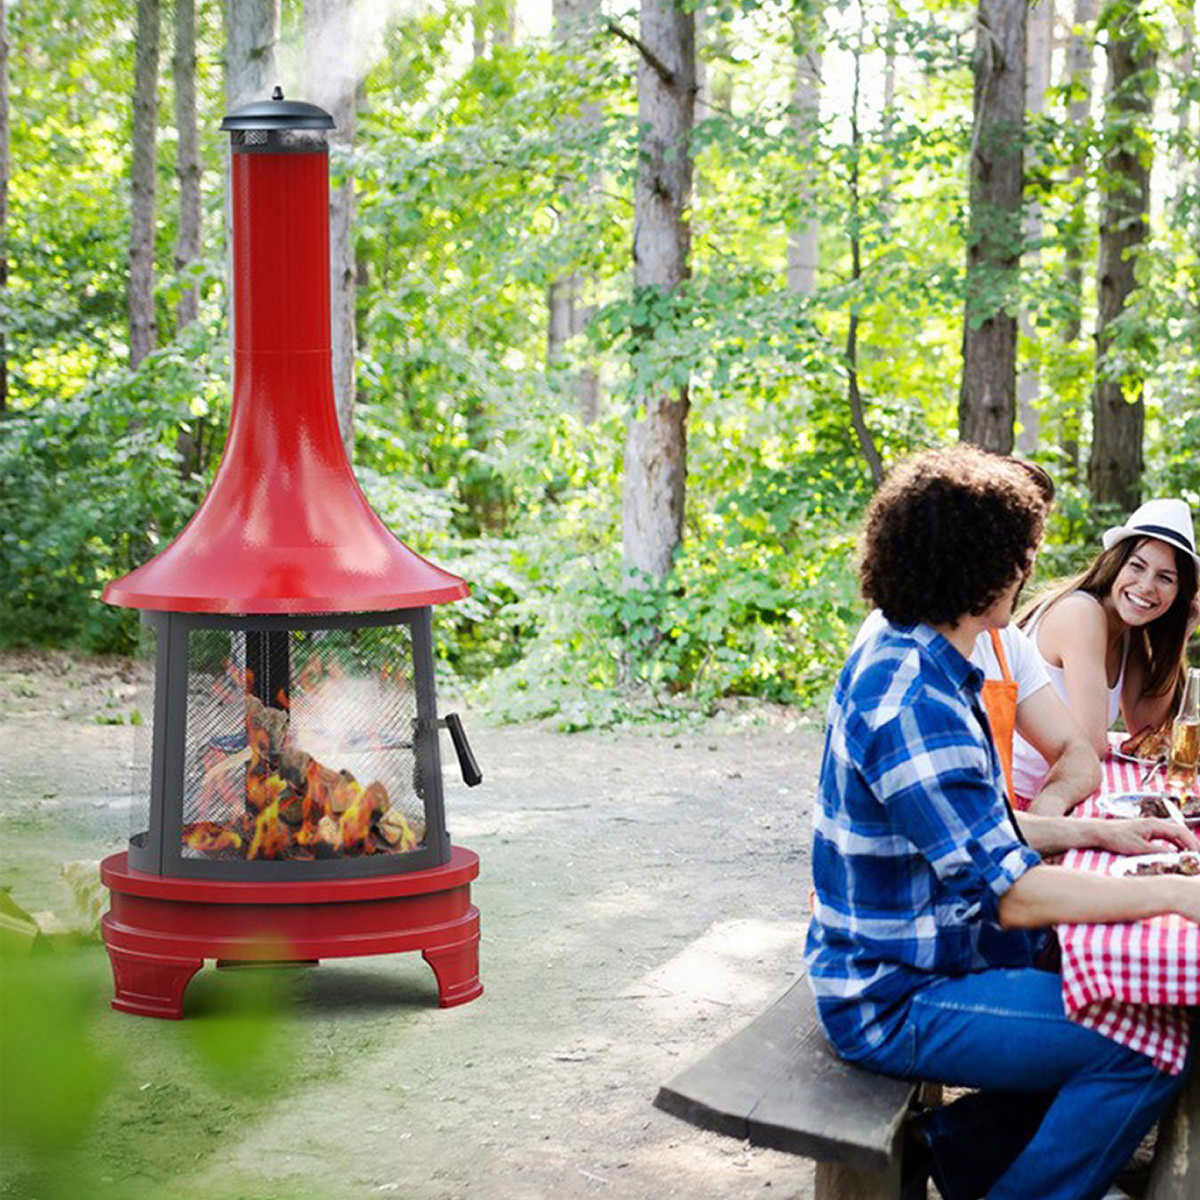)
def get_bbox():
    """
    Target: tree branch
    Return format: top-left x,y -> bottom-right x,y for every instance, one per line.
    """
604,19 -> 675,87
